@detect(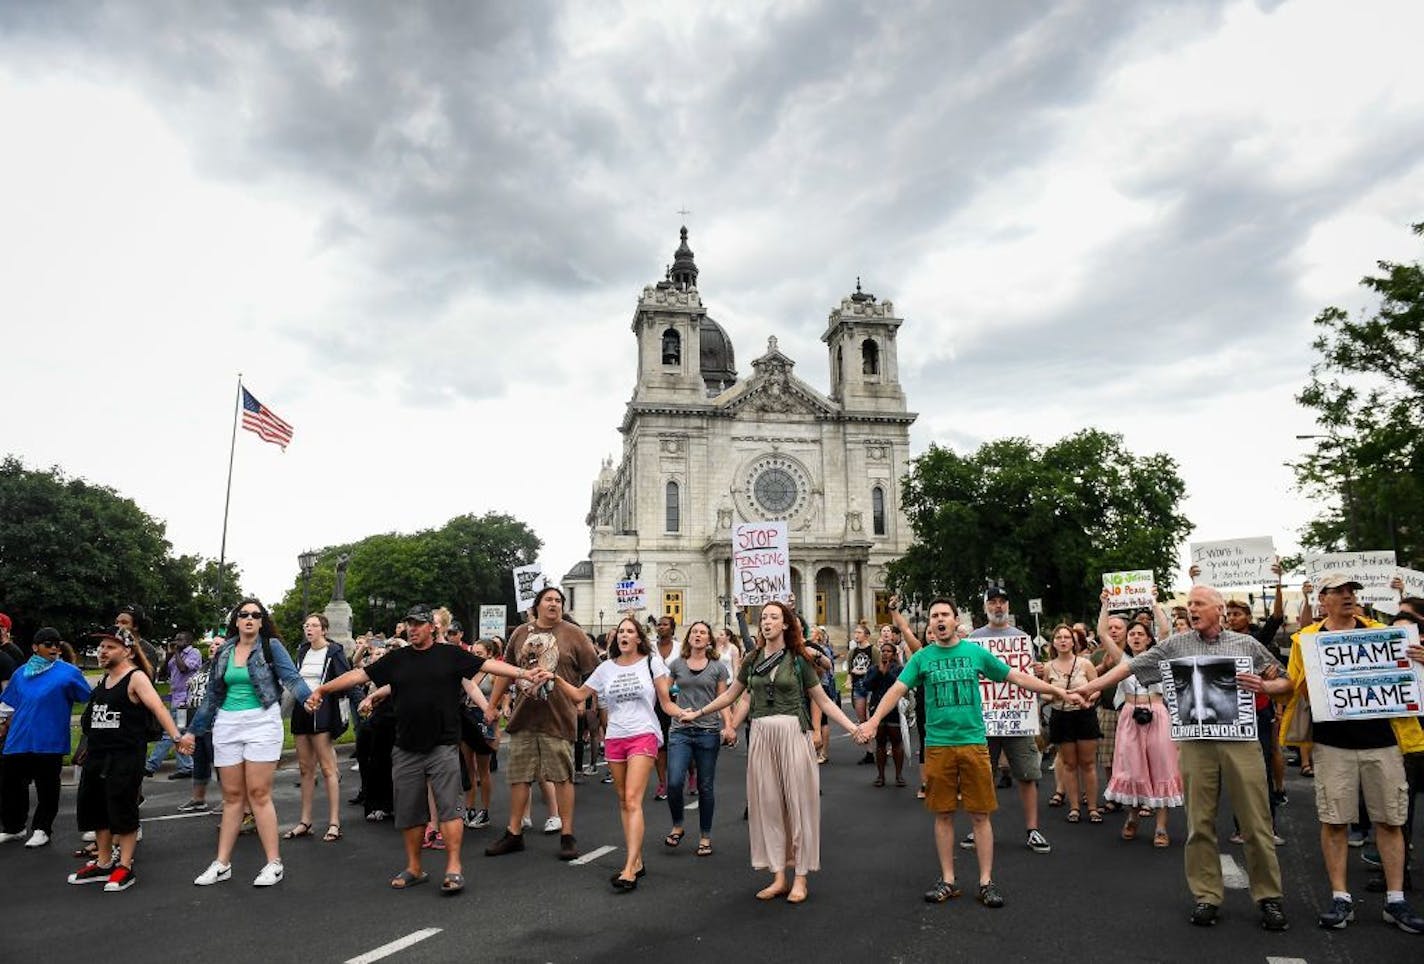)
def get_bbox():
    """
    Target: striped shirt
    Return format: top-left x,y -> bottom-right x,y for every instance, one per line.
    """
1127,628 -> 1281,685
